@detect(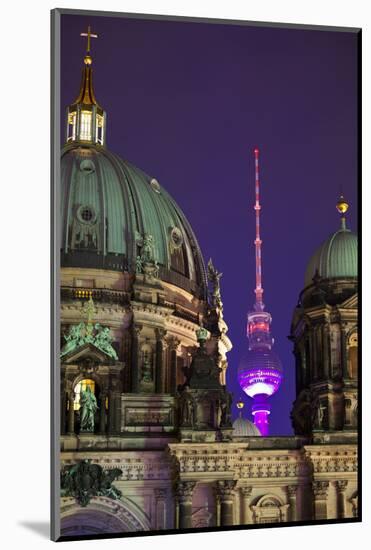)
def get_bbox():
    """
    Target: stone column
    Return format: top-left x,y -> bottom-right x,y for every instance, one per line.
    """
312,481 -> 329,520
60,390 -> 67,435
350,495 -> 358,518
216,481 -> 237,526
323,323 -> 330,379
122,331 -> 131,392
114,391 -> 121,434
310,325 -> 318,380
168,337 -> 180,395
240,486 -> 253,524
67,392 -> 75,435
317,324 -> 323,378
294,347 -> 302,396
107,390 -> 115,434
304,336 -> 311,386
107,379 -> 122,435
99,391 -> 107,434
286,485 -> 298,522
154,488 -> 167,530
155,329 -> 167,393
175,481 -> 196,529
131,325 -> 142,392
335,480 -> 348,519
341,327 -> 349,379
